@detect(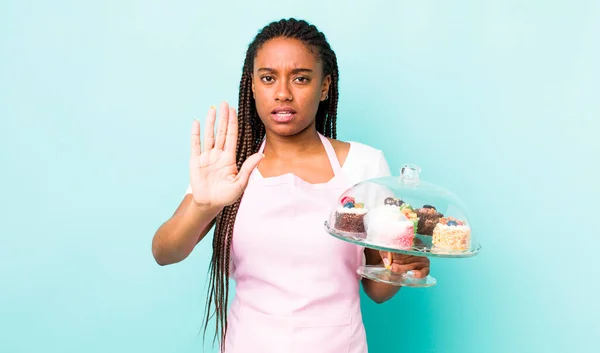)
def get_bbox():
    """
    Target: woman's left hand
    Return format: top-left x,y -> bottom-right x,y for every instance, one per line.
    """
379,251 -> 430,278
